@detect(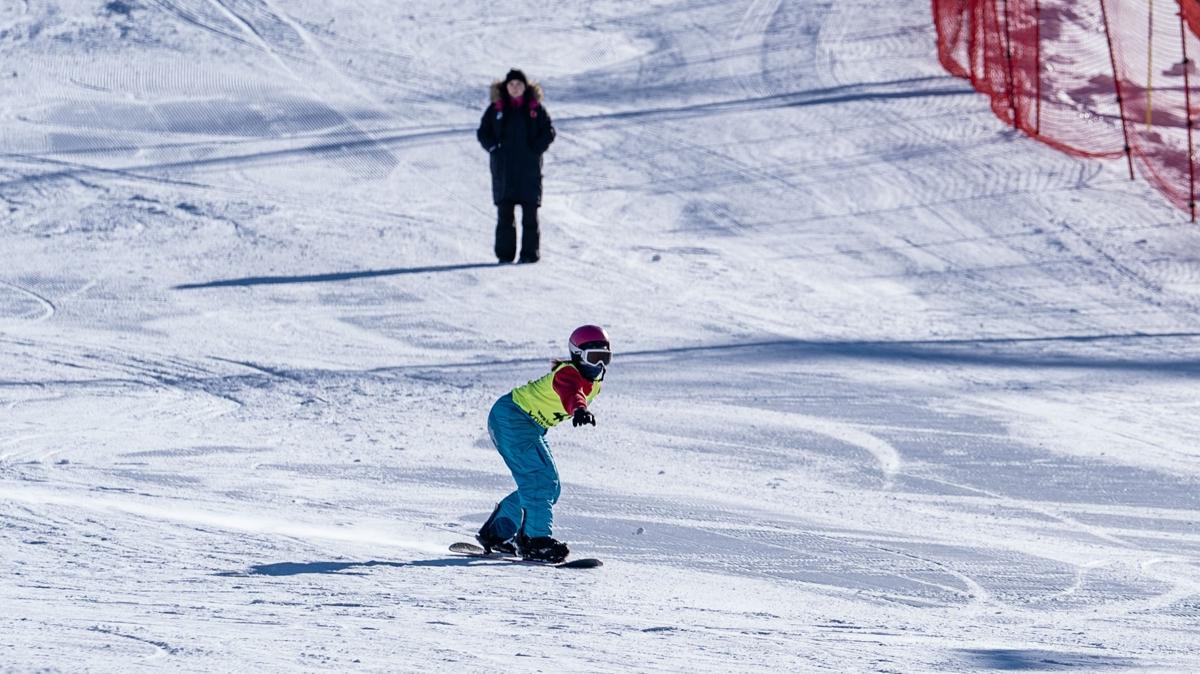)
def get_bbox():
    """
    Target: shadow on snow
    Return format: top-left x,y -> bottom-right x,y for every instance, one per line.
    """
2,332 -> 1197,390
355,332 -> 1200,377
217,557 -> 500,576
173,262 -> 500,289
618,333 -> 1200,375
2,331 -> 1200,388
955,648 -> 1140,671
